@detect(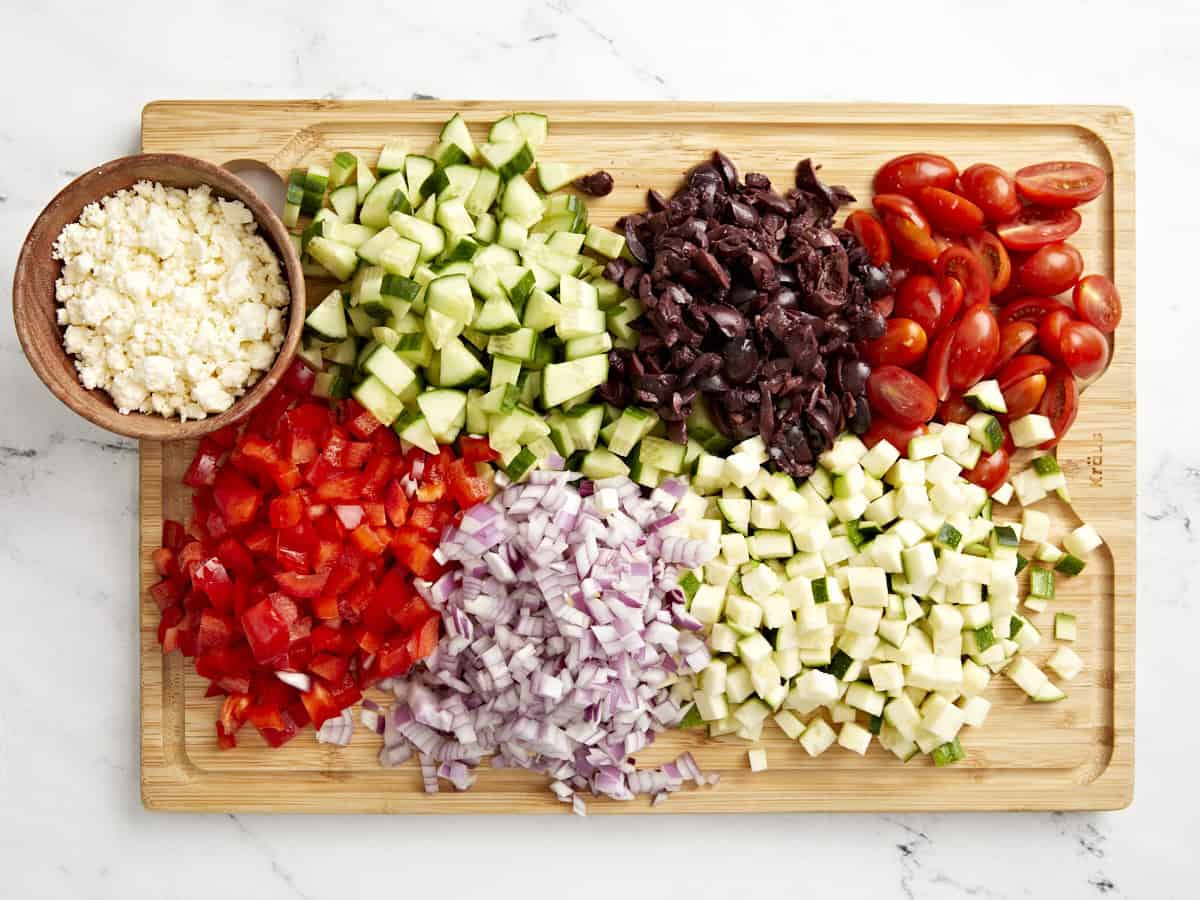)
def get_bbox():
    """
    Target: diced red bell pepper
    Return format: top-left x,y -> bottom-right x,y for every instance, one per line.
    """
238,434 -> 281,472
352,622 -> 385,655
390,593 -> 435,632
268,592 -> 300,625
241,599 -> 291,663
322,562 -> 359,598
149,576 -> 186,611
458,435 -> 499,463
269,491 -> 306,529
360,454 -> 396,501
375,637 -> 414,679
307,653 -> 349,685
339,578 -> 374,622
204,508 -> 230,540
321,427 -> 350,468
303,454 -> 338,488
284,429 -> 318,466
312,593 -> 340,621
315,471 -> 366,503
183,438 -> 224,488
243,527 -> 275,555
196,609 -> 234,654
208,422 -> 241,449
328,673 -> 362,711
273,570 -> 330,599
312,538 -> 341,573
192,557 -> 234,611
406,503 -> 438,535
391,529 -> 442,580
405,613 -> 441,663
219,693 -> 252,737
371,425 -> 402,456
157,604 -> 184,648
162,520 -> 188,551
287,402 -> 333,438
311,624 -> 355,656
266,459 -> 303,493
246,700 -> 285,733
152,547 -> 177,578
216,536 -> 256,578
447,459 -> 493,508
249,387 -> 296,440
349,524 -> 387,556
362,501 -> 388,528
343,441 -> 373,469
342,399 -> 383,439
384,480 -> 410,527
196,646 -> 253,694
257,707 -> 302,748
213,470 -> 262,528
275,544 -> 309,572
299,679 -> 343,730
